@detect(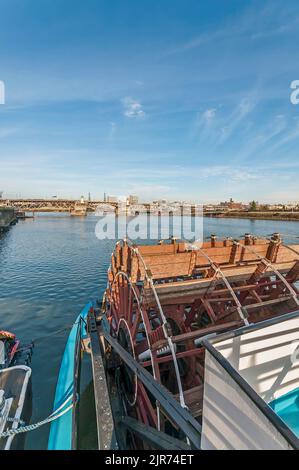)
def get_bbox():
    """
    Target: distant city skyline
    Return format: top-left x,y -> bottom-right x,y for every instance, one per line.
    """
1,1 -> 299,202
1,191 -> 299,207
